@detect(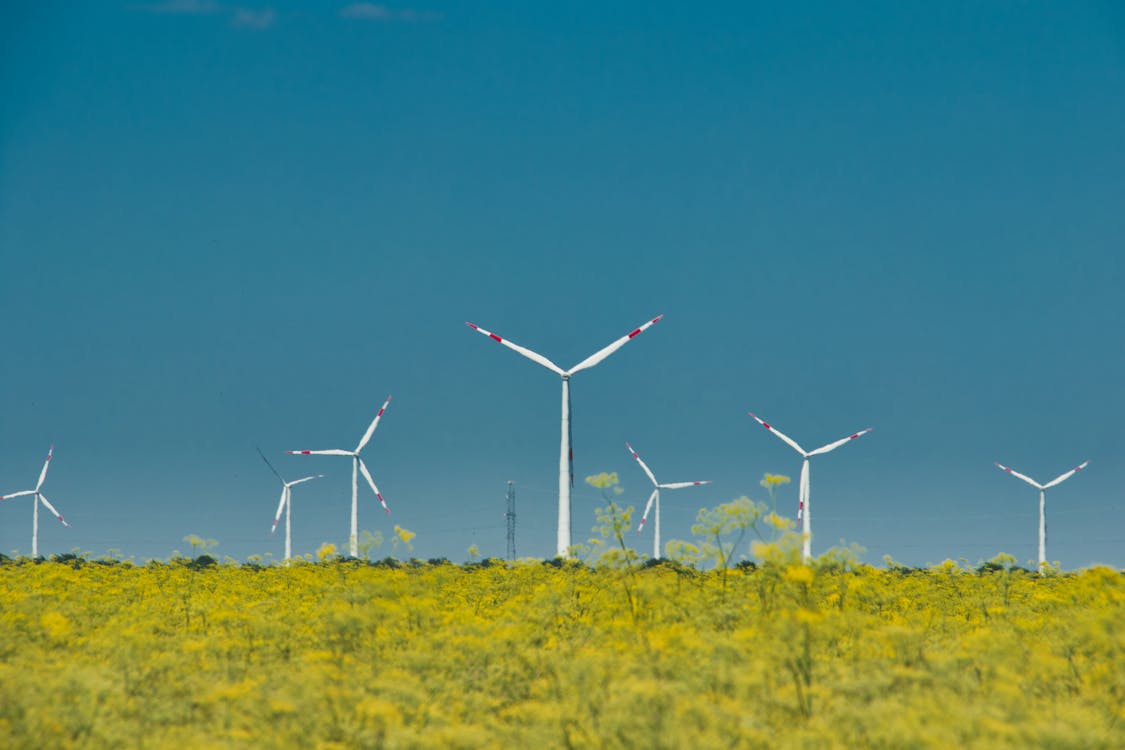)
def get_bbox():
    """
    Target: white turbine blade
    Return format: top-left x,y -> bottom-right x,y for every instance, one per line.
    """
625,442 -> 658,486
356,395 -> 392,453
995,462 -> 1043,489
748,412 -> 806,455
35,445 -> 54,491
287,449 -> 353,456
808,428 -> 873,457
1042,460 -> 1090,489
567,314 -> 663,375
659,480 -> 711,489
37,493 -> 68,527
465,322 -> 566,376
256,446 -> 286,485
271,487 -> 288,533
0,490 -> 36,501
287,474 -> 323,488
358,459 -> 391,514
637,488 -> 659,532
